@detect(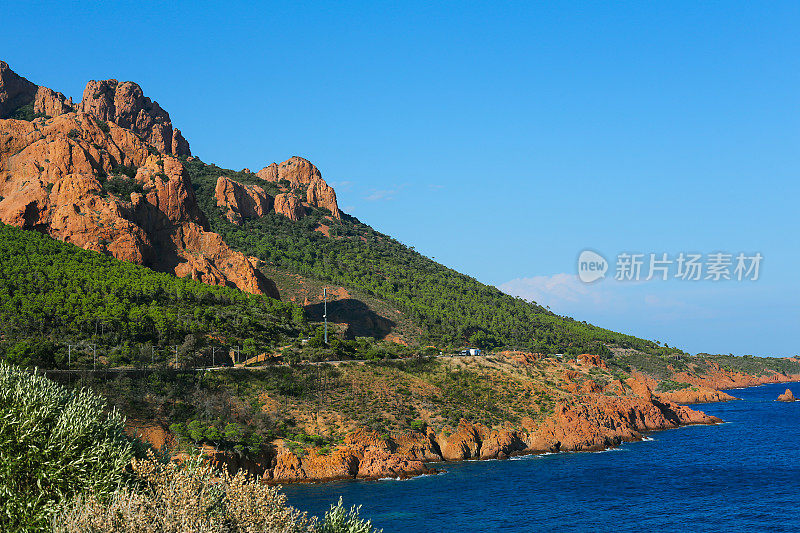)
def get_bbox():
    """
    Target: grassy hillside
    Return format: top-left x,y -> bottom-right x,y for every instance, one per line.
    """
186,158 -> 680,357
0,224 -> 304,367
